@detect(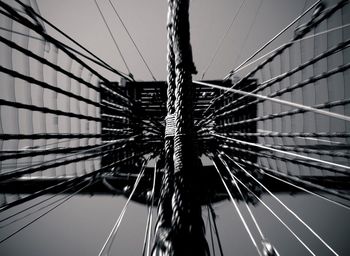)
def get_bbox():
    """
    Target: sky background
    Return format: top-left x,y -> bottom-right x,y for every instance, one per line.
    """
35,0 -> 310,82
1,0 -> 350,255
